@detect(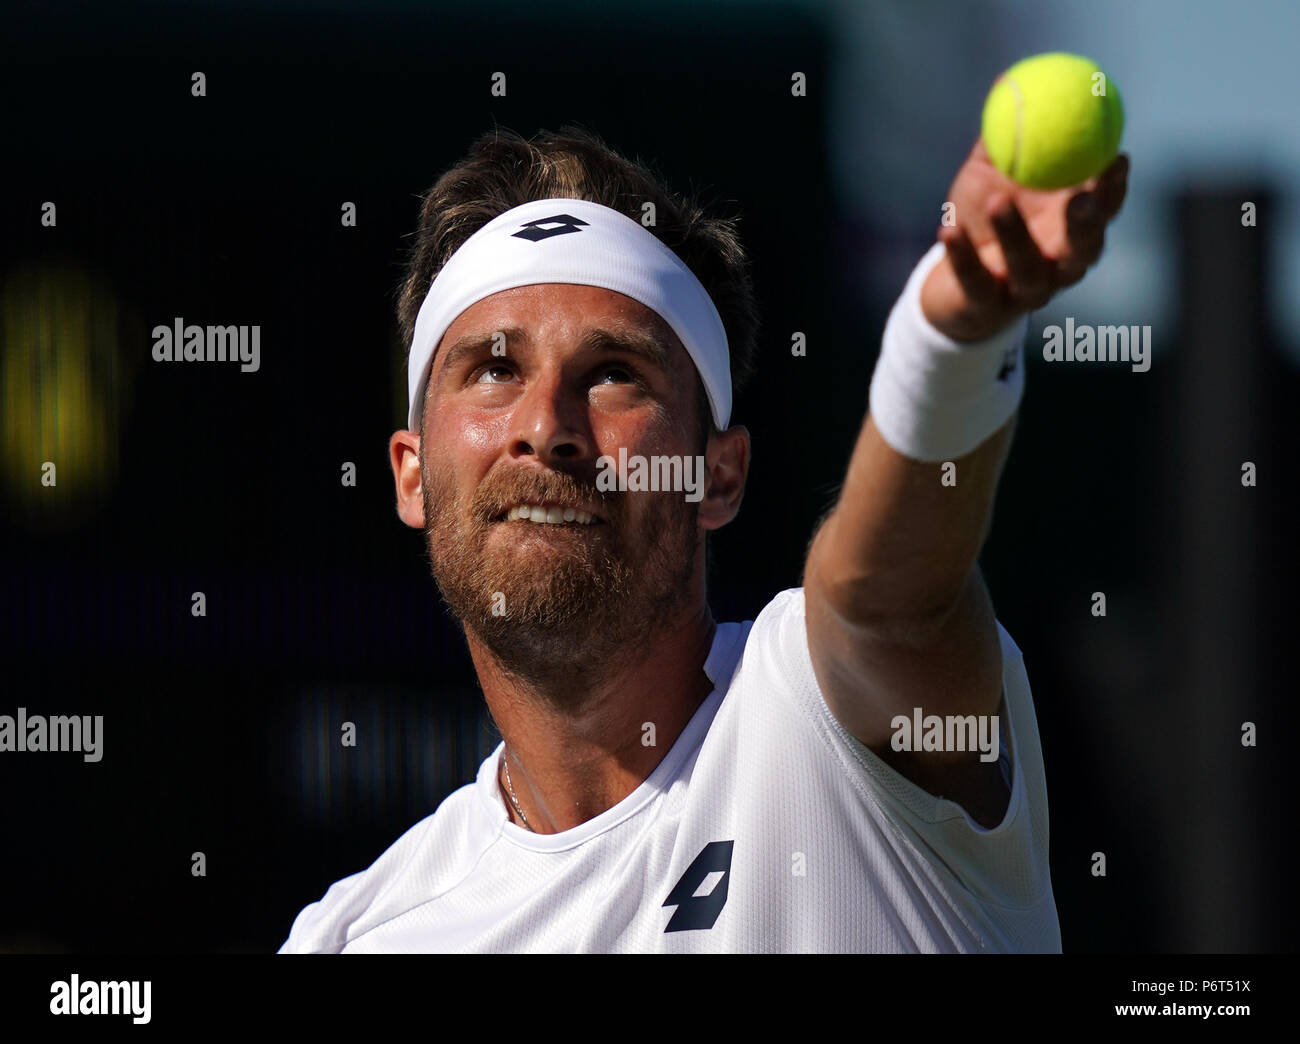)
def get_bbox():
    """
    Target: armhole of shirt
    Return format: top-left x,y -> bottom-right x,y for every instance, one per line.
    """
766,588 -> 1053,909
